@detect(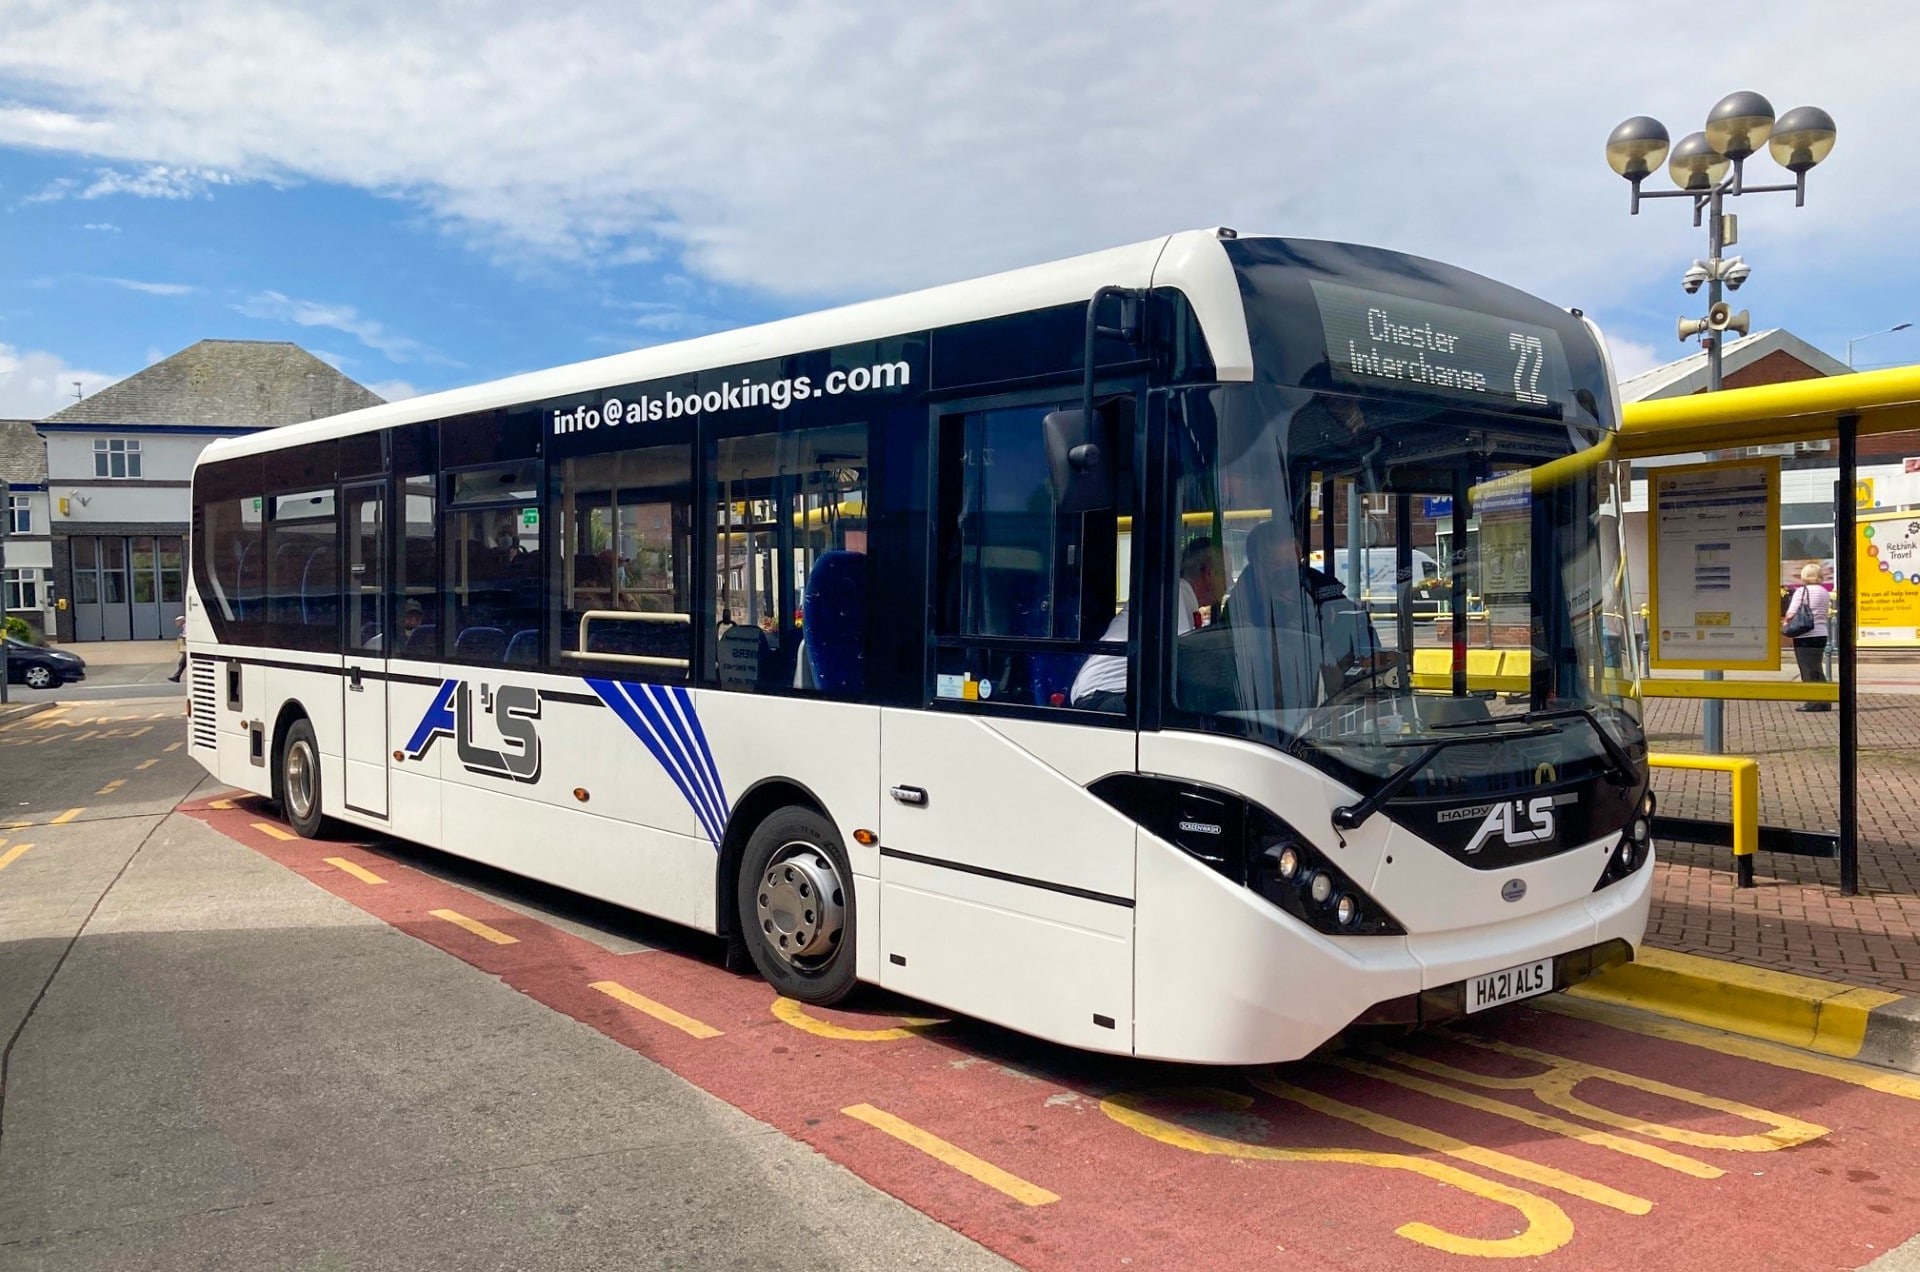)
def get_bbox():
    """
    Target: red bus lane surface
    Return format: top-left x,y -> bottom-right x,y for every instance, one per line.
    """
184,795 -> 1920,1272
